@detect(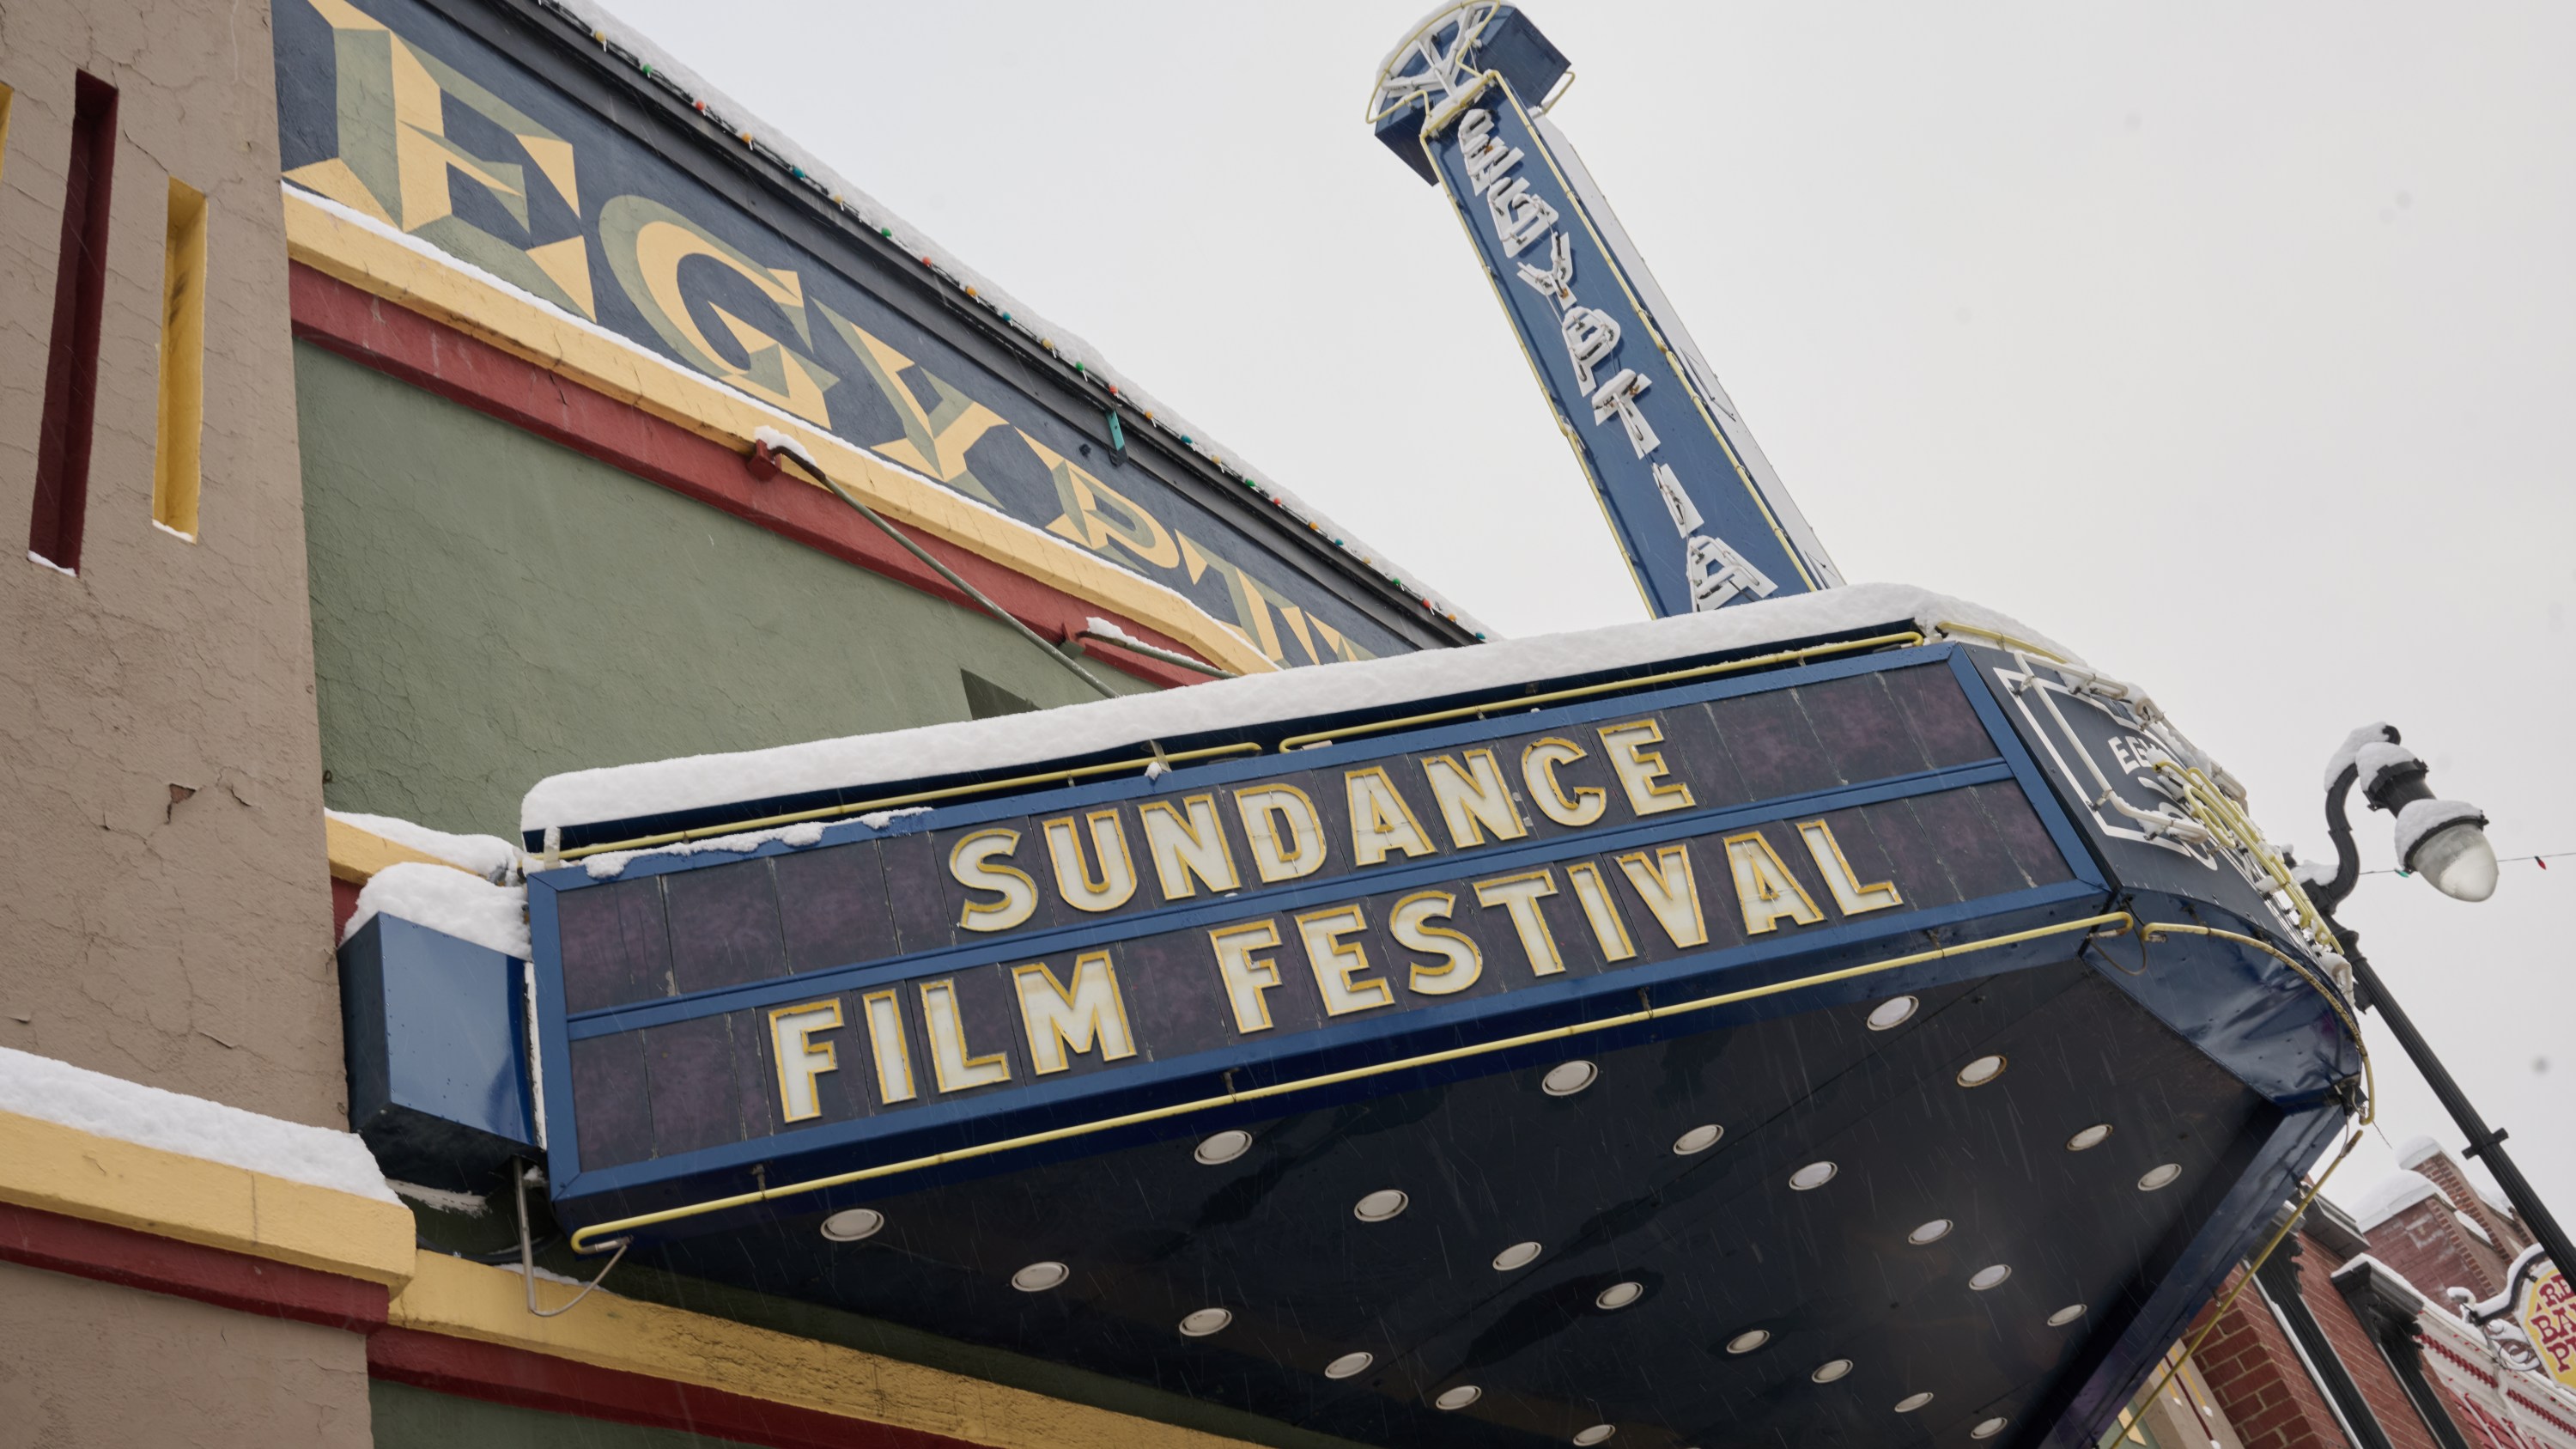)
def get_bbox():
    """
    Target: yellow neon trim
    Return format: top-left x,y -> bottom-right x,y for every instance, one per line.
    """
0,1110 -> 416,1289
387,1251 -> 1271,1449
569,910 -> 2134,1251
282,189 -> 1275,679
554,741 -> 1263,862
325,814 -> 468,885
1273,632 -> 1923,752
